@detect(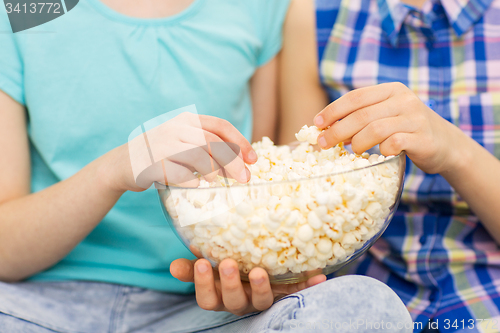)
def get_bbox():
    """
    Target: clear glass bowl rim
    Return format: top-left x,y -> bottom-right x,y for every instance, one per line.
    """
155,151 -> 406,190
